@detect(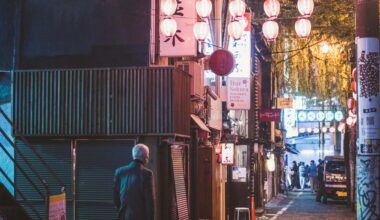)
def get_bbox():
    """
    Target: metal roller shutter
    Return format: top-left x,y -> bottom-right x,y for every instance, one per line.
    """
15,139 -> 72,220
75,140 -> 135,220
170,145 -> 189,220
